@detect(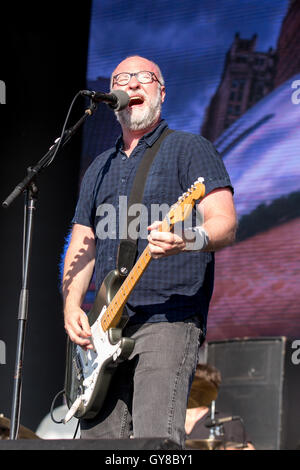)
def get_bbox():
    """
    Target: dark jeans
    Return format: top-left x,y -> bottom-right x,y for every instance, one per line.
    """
80,317 -> 203,448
